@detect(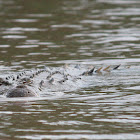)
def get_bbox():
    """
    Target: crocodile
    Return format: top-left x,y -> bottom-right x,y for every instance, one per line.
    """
0,64 -> 121,98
